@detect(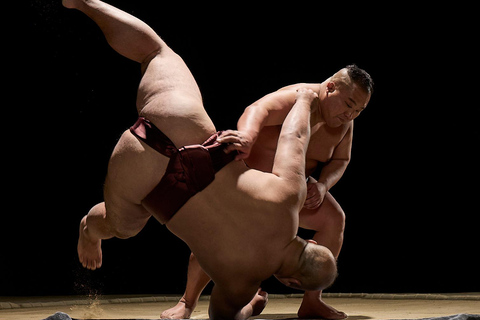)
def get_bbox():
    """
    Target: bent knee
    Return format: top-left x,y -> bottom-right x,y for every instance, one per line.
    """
327,207 -> 346,232
333,207 -> 346,232
324,195 -> 346,230
106,210 -> 150,240
110,222 -> 143,239
301,194 -> 346,231
140,42 -> 175,73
